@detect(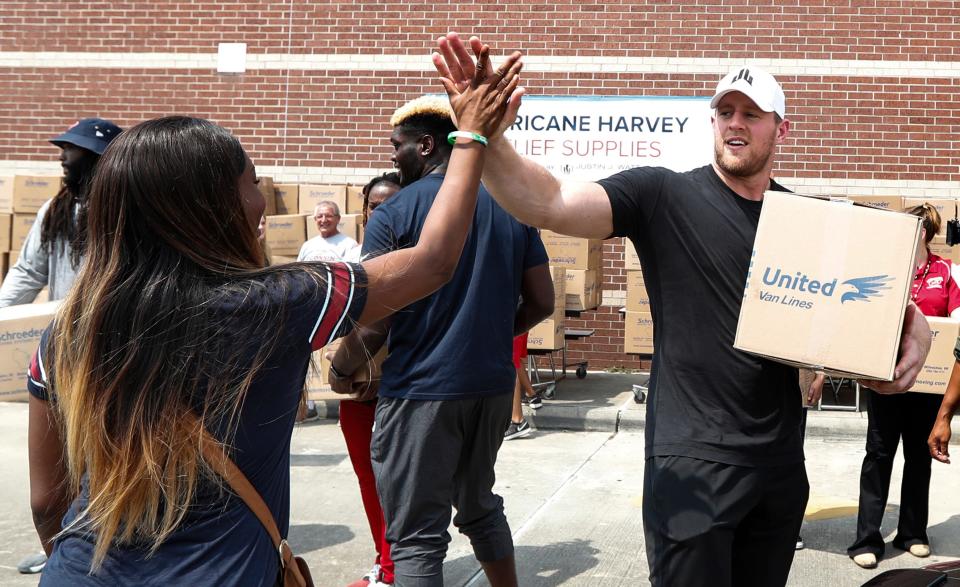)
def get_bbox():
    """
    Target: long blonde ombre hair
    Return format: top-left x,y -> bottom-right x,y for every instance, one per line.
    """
47,117 -> 307,569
